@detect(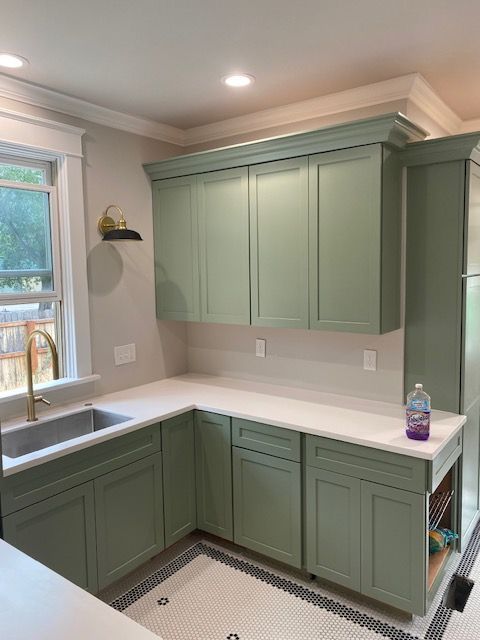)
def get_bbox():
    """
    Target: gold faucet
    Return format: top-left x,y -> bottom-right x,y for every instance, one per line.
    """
25,329 -> 60,422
